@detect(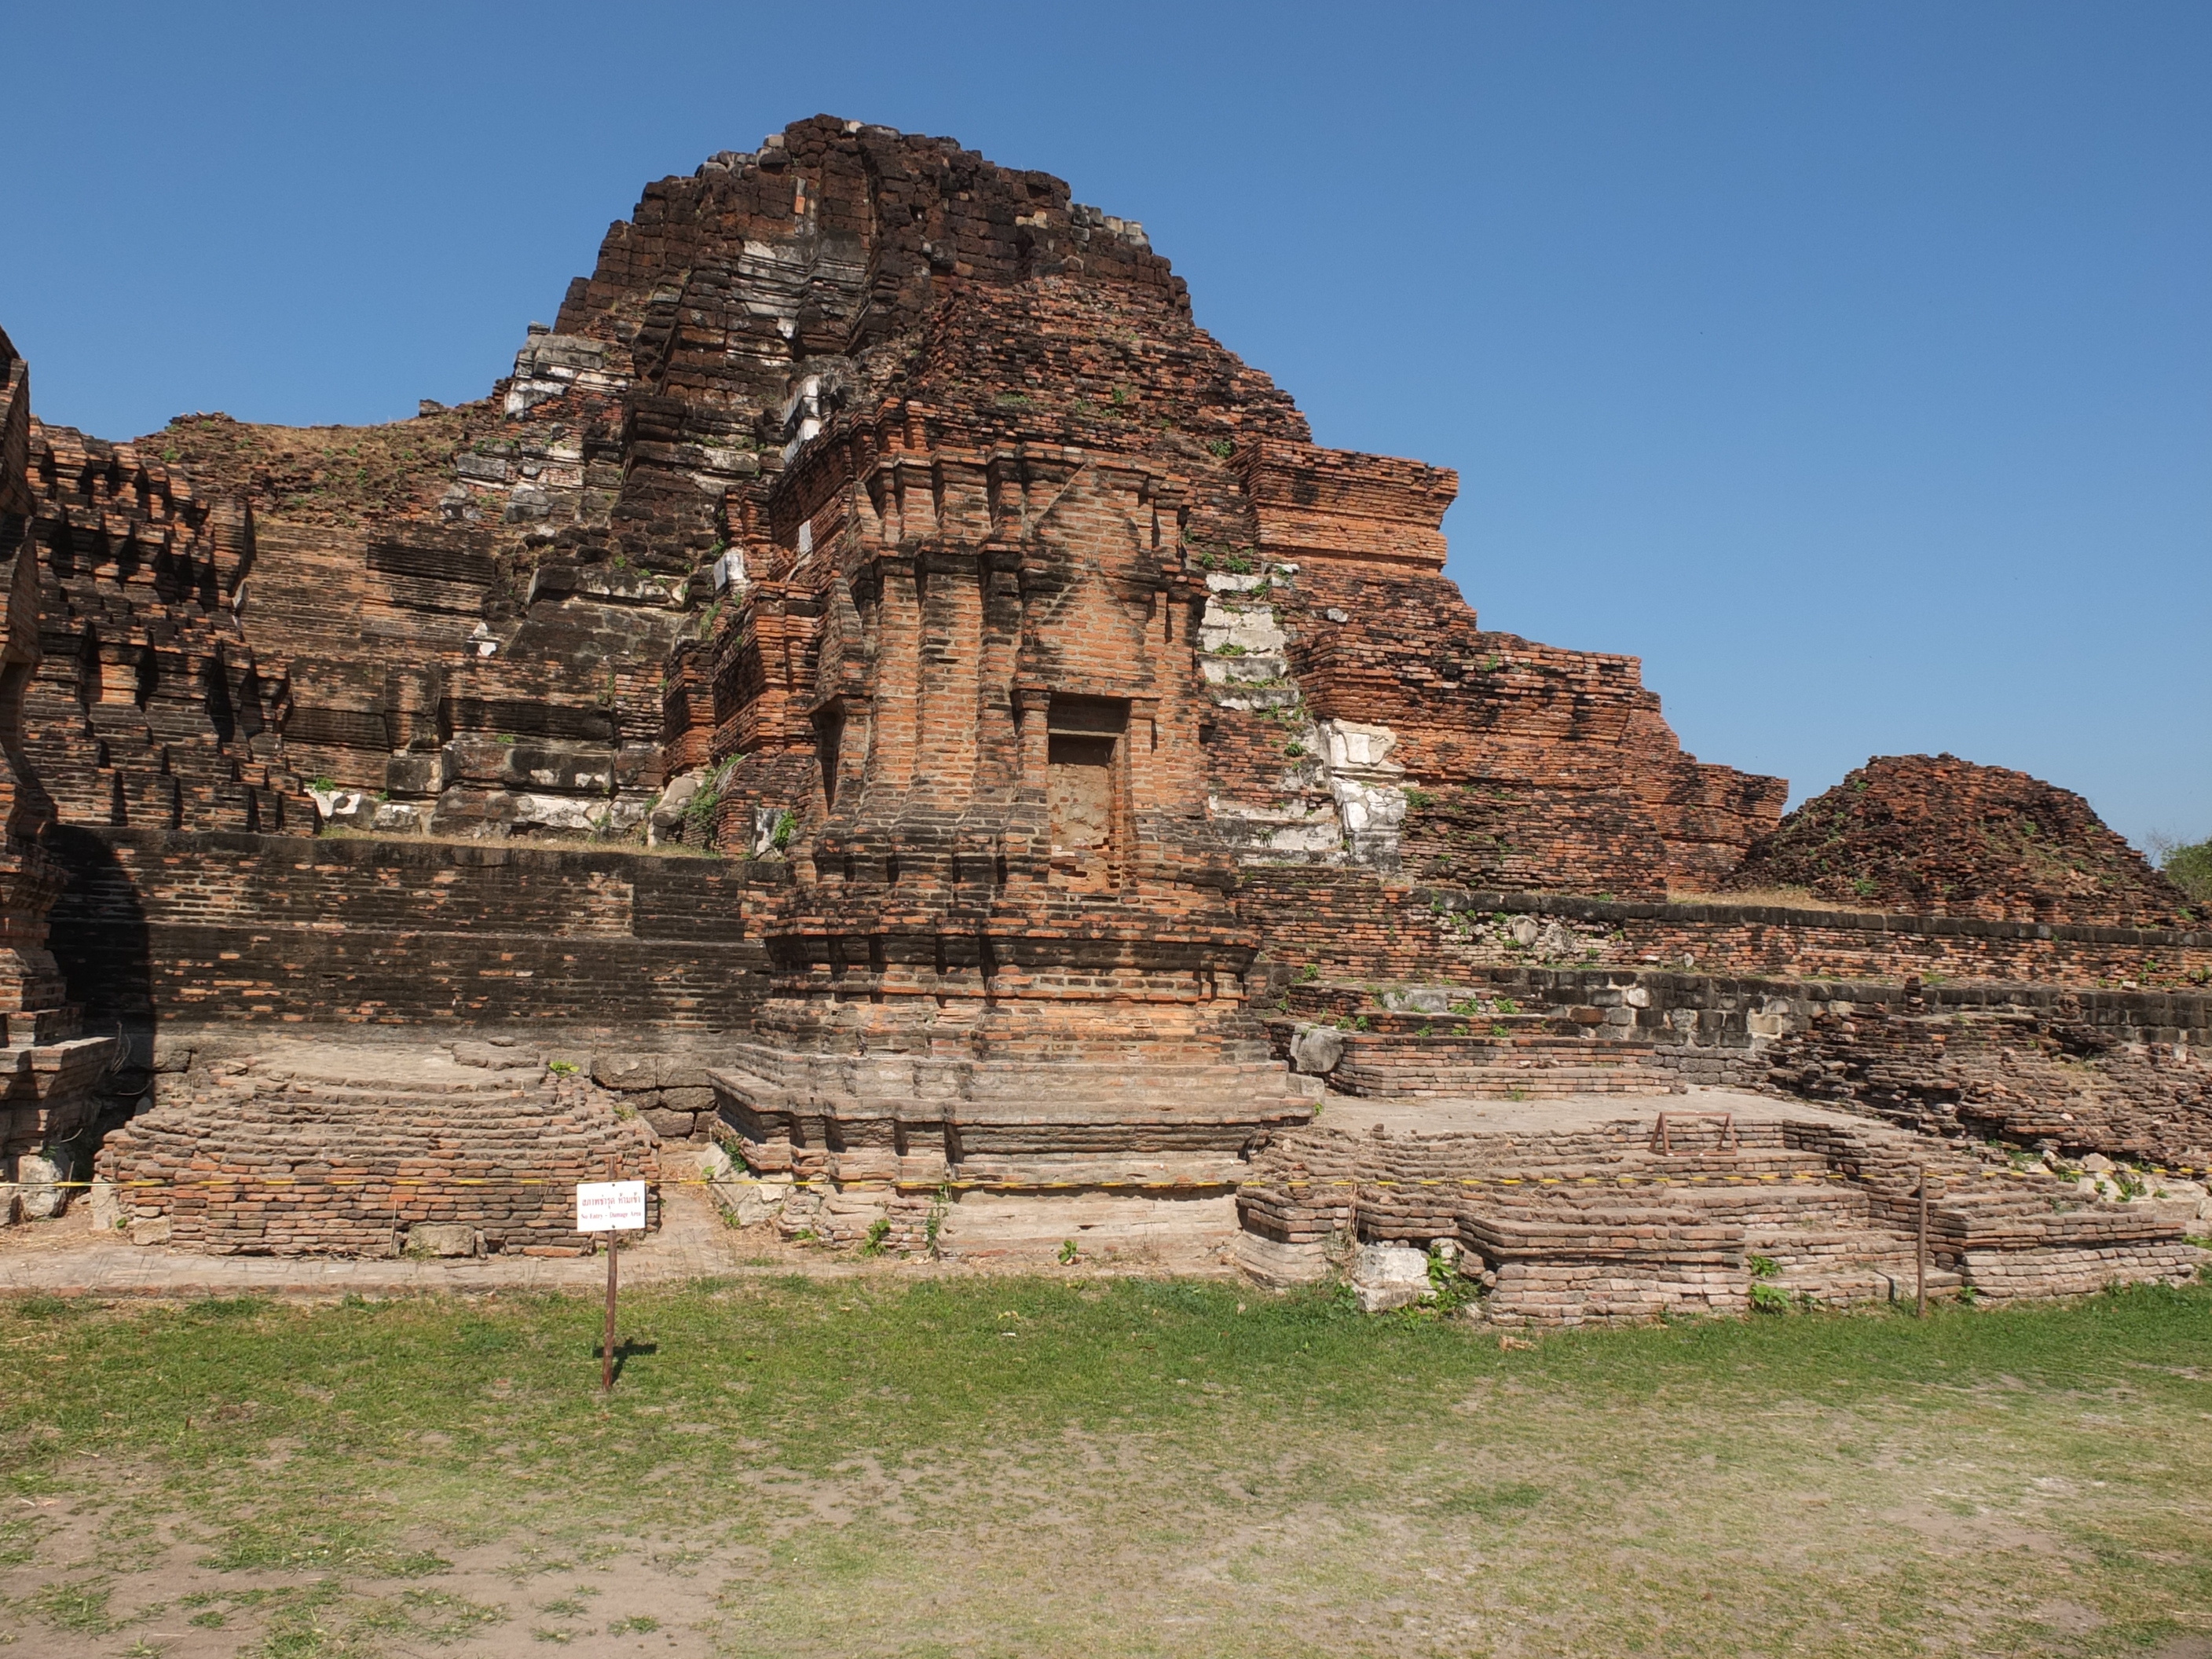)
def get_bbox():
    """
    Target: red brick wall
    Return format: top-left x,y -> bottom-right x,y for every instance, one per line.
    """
1239,867 -> 2212,991
49,827 -> 778,1033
